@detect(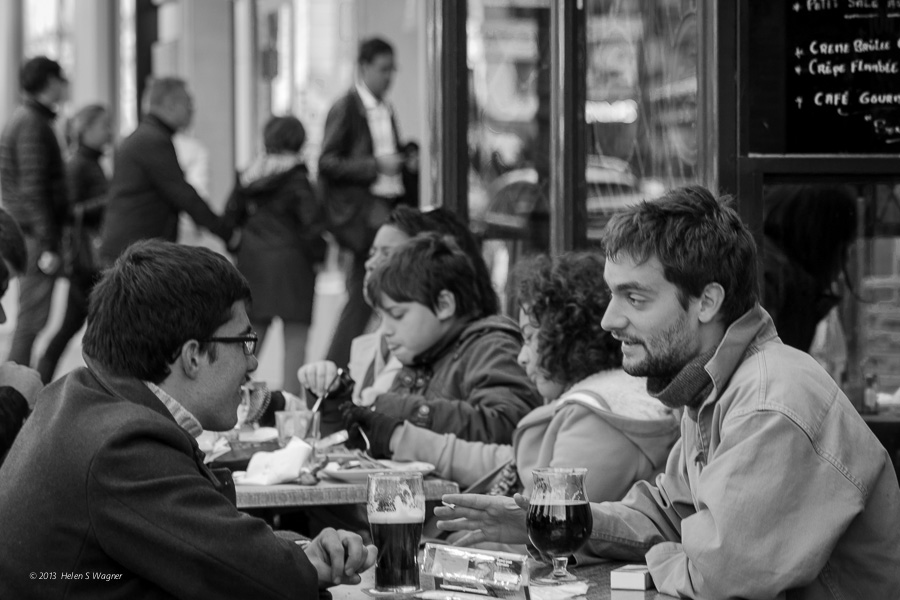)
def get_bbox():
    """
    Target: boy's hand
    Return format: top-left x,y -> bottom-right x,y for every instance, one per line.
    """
304,528 -> 376,587
297,361 -> 339,396
339,402 -> 402,459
